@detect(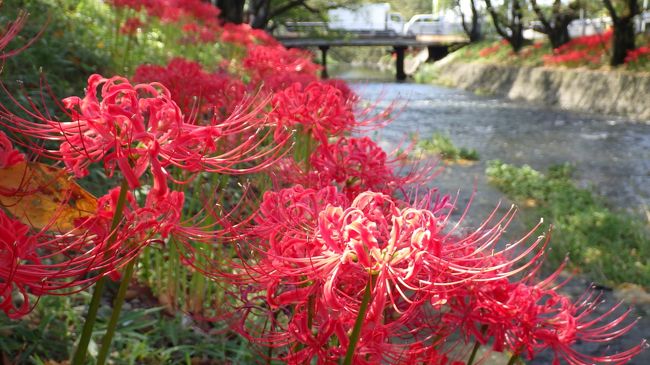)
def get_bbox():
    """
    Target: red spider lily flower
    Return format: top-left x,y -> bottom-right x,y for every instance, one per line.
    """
308,136 -> 433,199
479,42 -> 503,57
133,57 -> 246,119
108,0 -> 144,11
0,9 -> 44,60
0,199 -> 134,319
259,73 -> 319,94
243,44 -> 321,89
119,17 -> 144,35
322,78 -> 358,104
220,23 -> 279,47
444,273 -> 647,365
0,74 -> 290,186
625,46 -> 650,64
180,22 -> 219,43
109,0 -> 221,26
0,131 -> 24,168
544,30 -> 613,67
269,81 -> 355,142
0,210 -> 40,318
229,187 -> 555,363
0,191 -> 181,319
272,136 -> 434,200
